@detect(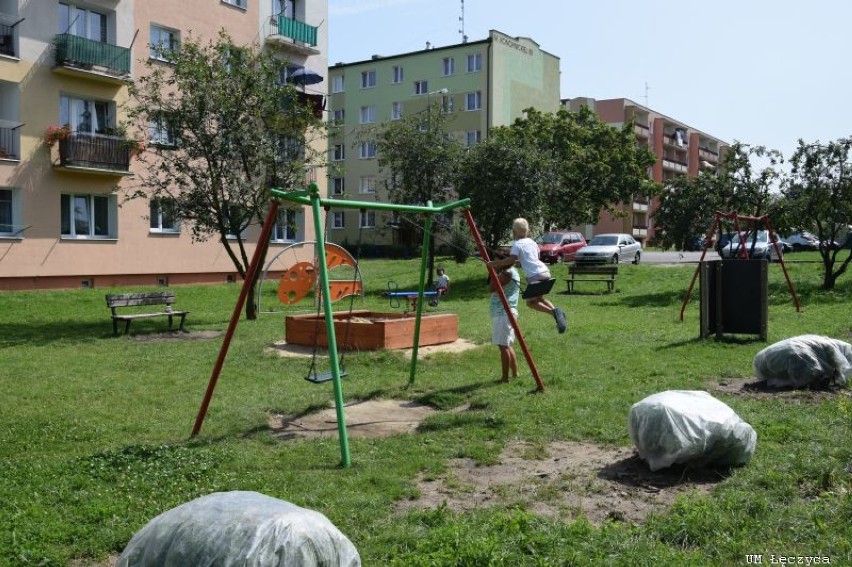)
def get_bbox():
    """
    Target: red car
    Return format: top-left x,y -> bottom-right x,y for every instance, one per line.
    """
535,231 -> 587,264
